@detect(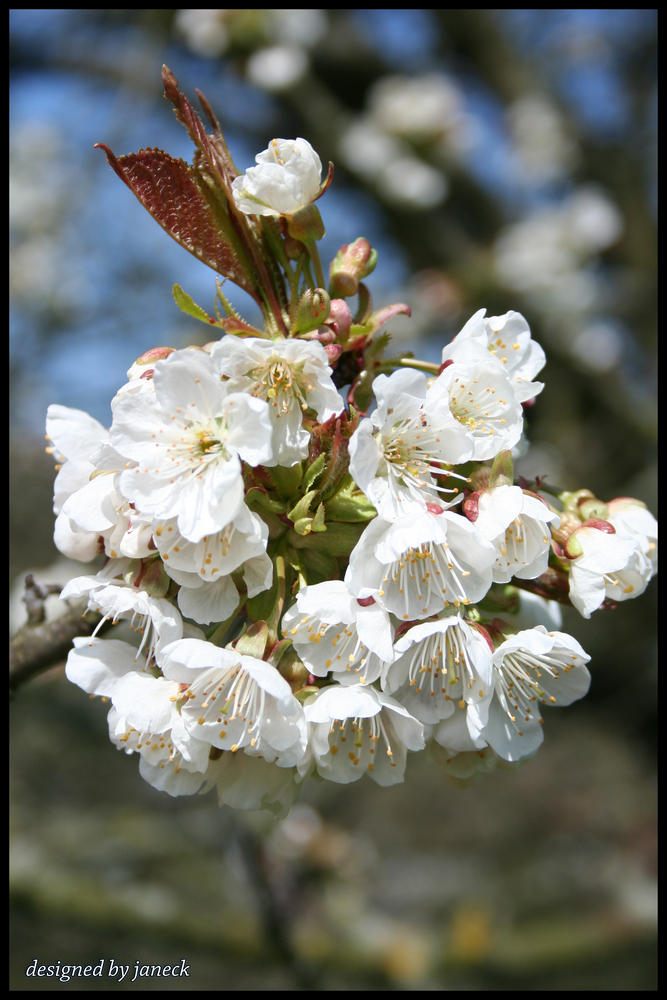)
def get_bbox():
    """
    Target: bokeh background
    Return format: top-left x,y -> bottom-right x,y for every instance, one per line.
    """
10,9 -> 657,990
